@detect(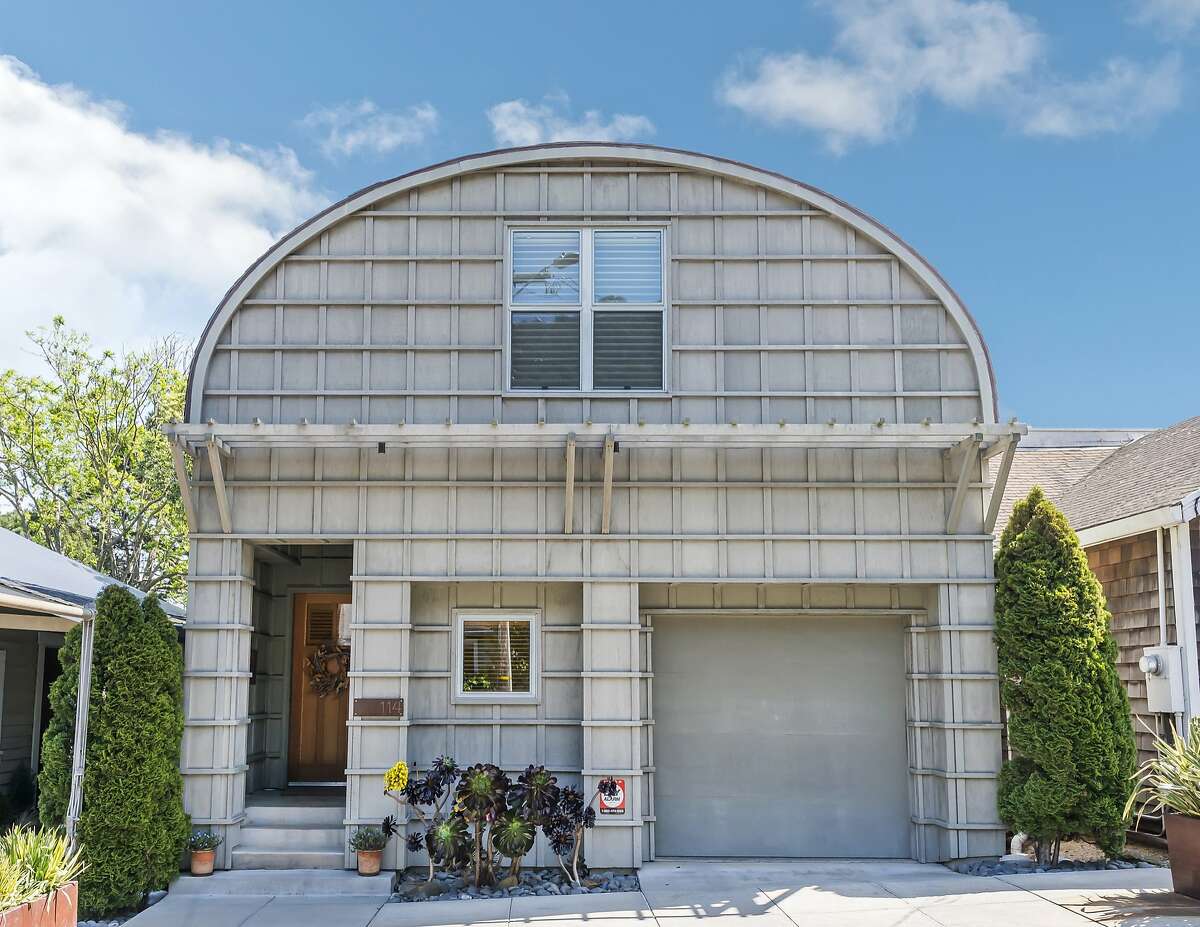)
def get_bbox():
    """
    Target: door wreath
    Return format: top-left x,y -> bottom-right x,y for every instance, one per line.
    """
306,641 -> 350,696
